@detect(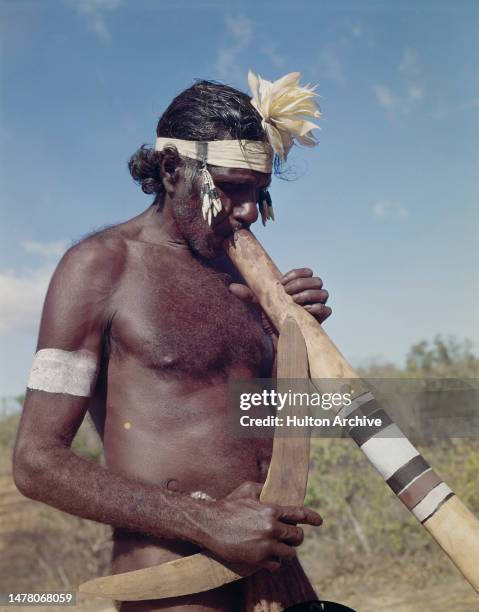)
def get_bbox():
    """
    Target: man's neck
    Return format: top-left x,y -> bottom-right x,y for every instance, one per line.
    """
136,201 -> 190,252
